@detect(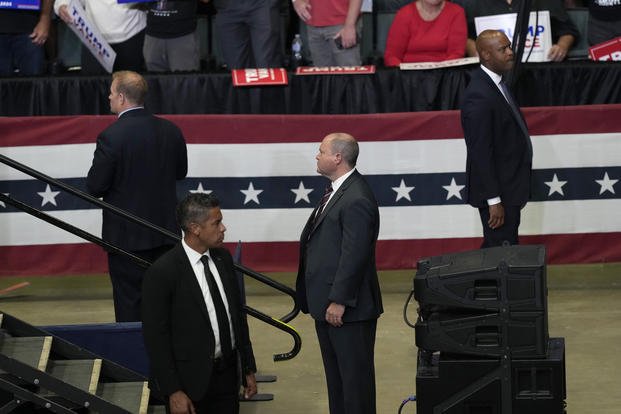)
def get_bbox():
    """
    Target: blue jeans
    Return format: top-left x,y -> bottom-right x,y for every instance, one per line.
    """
0,33 -> 45,76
